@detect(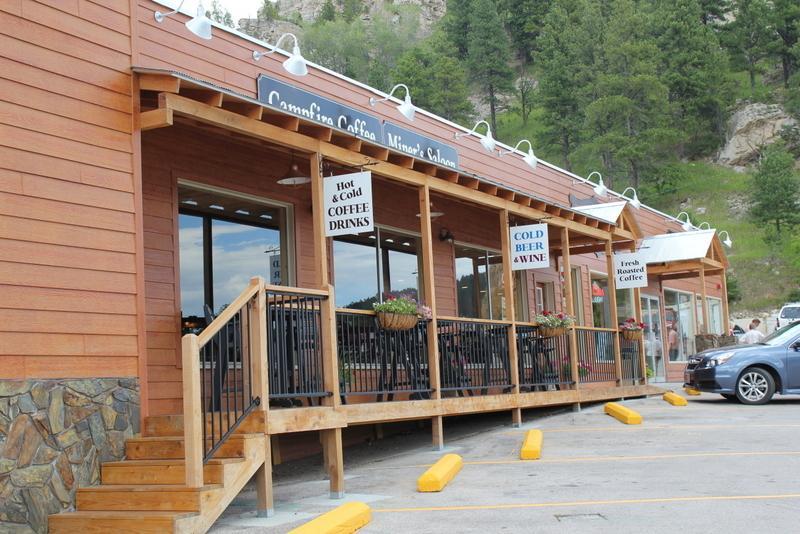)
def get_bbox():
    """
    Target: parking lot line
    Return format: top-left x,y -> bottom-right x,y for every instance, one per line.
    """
372,493 -> 800,514
500,422 -> 800,435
